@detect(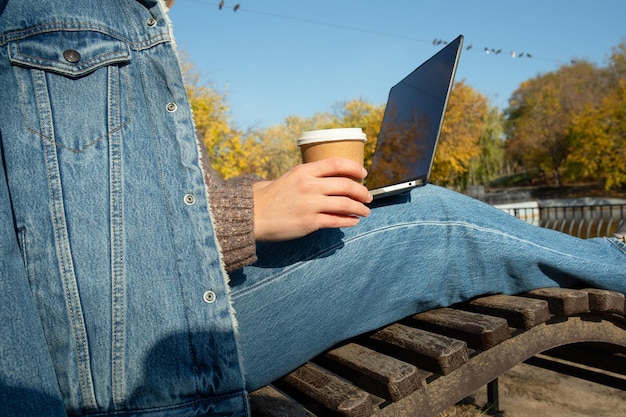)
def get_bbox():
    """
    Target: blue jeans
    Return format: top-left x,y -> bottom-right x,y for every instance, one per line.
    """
230,185 -> 626,391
